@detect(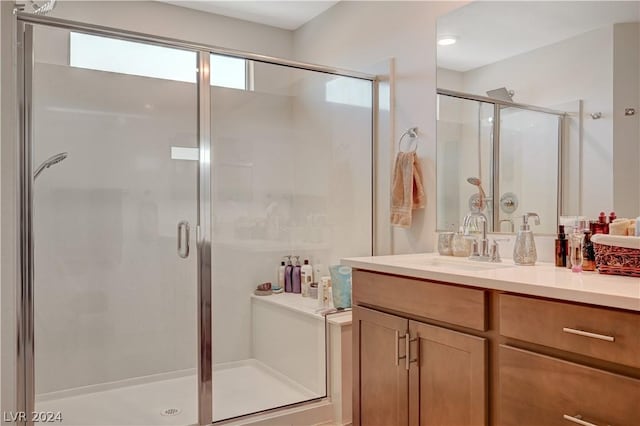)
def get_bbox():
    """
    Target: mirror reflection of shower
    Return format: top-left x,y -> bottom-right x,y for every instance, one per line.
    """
34,152 -> 68,180
467,176 -> 487,211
